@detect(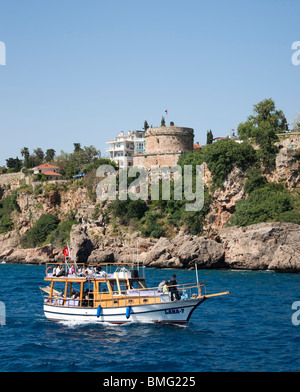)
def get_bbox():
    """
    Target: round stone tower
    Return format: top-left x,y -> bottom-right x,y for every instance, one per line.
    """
133,126 -> 194,168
